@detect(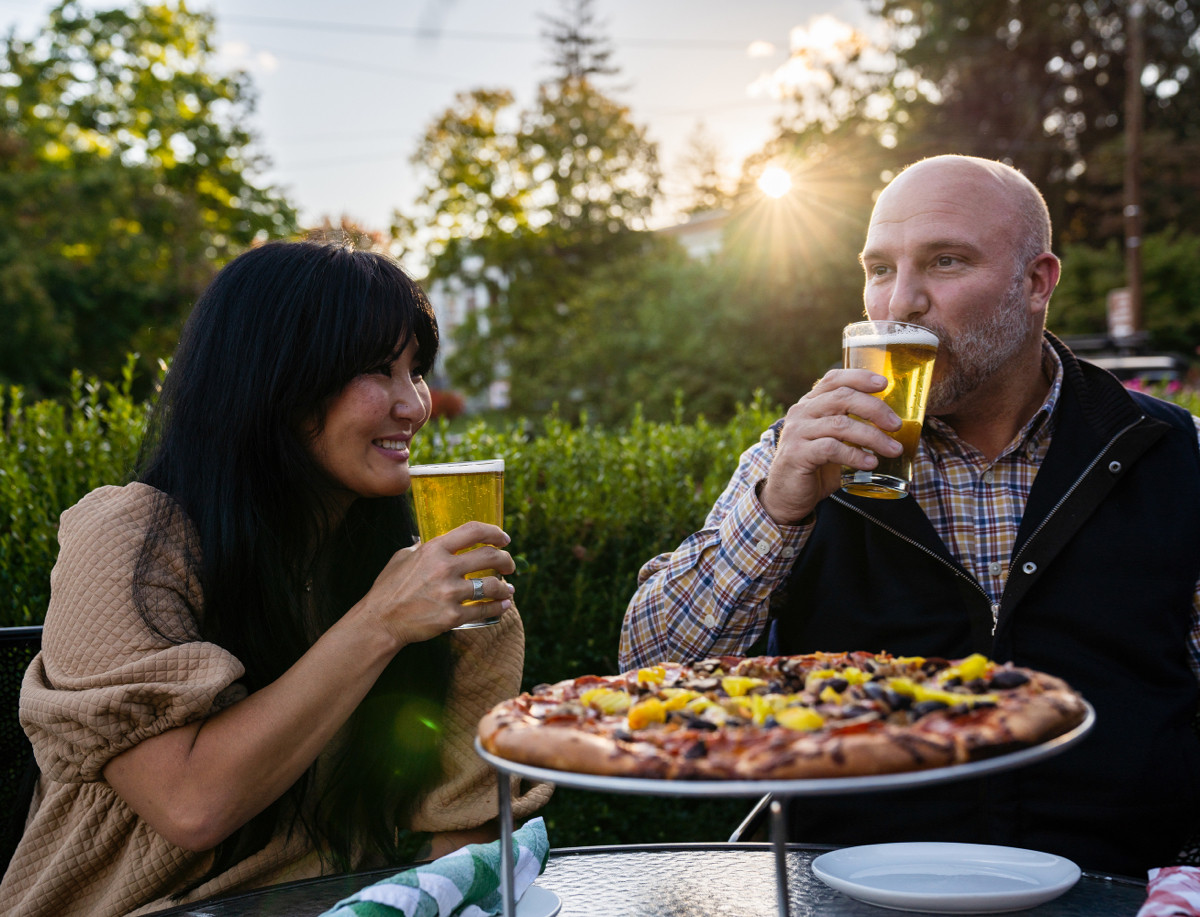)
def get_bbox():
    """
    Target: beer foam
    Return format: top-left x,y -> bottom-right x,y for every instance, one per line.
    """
844,325 -> 939,348
409,459 -> 504,476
